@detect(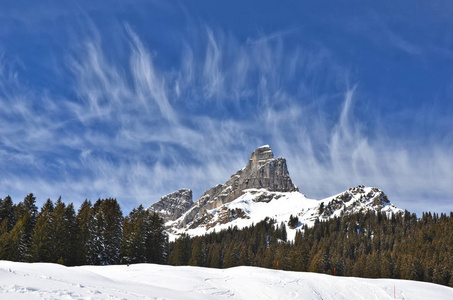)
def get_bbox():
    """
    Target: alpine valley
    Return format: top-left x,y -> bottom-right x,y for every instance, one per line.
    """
149,145 -> 402,241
